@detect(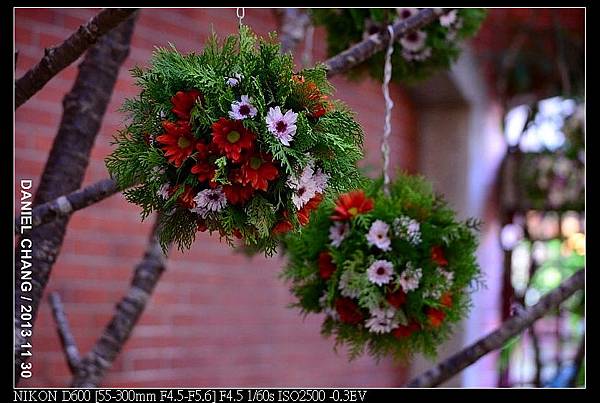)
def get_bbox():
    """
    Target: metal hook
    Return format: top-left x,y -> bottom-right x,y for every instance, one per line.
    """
236,8 -> 245,27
